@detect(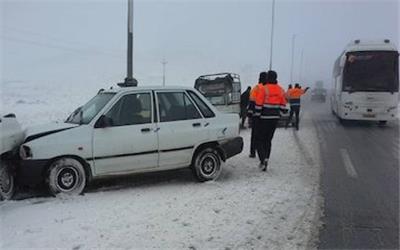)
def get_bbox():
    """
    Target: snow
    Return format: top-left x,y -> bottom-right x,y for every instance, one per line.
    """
0,81 -> 322,249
